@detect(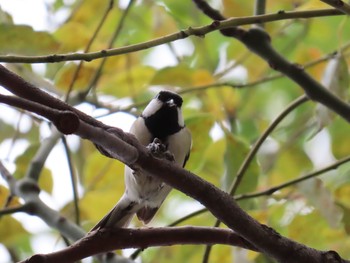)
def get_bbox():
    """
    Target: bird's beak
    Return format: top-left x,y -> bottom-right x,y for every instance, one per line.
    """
166,99 -> 175,107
